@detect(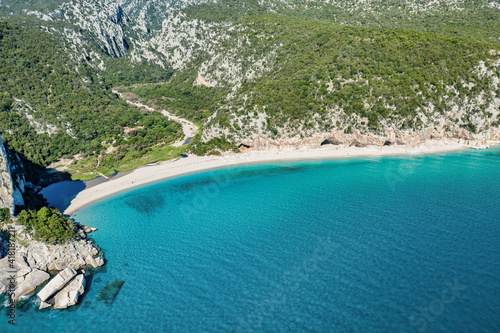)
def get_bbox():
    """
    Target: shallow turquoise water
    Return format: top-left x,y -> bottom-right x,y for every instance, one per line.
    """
3,147 -> 500,332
